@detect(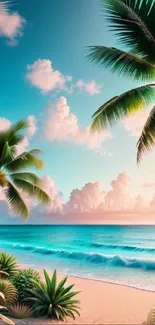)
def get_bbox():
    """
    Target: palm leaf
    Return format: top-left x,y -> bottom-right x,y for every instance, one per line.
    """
0,142 -> 17,168
10,172 -> 41,186
102,0 -> 155,62
11,178 -> 51,205
87,46 -> 155,81
0,314 -> 14,325
5,182 -> 29,221
5,151 -> 44,172
91,85 -> 155,131
137,105 -> 155,163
